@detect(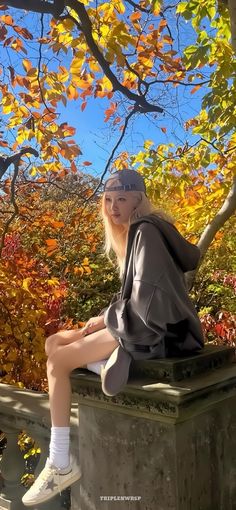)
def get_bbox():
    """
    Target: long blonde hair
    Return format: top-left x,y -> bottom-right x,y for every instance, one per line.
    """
100,190 -> 175,279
